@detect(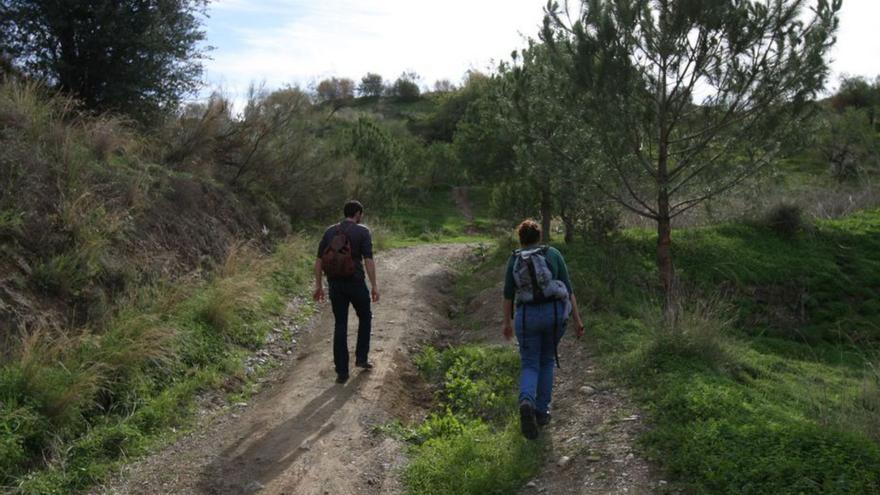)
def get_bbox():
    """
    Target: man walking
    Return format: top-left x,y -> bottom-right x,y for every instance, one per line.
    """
313,200 -> 380,383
